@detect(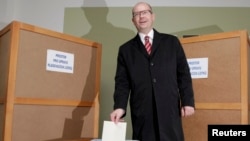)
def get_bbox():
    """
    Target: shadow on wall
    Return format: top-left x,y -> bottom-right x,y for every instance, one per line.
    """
58,0 -> 135,140
45,50 -> 97,141
45,16 -> 100,141
81,0 -> 135,139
